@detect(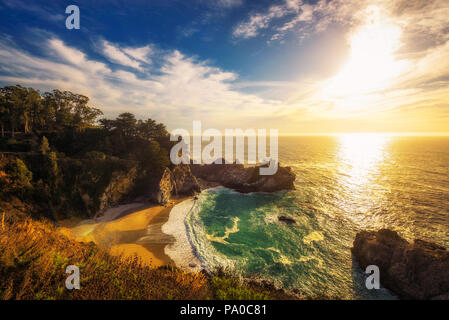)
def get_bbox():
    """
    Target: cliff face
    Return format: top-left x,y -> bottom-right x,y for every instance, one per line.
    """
190,161 -> 296,193
90,166 -> 138,213
352,229 -> 449,299
148,165 -> 201,205
172,164 -> 201,195
72,160 -> 138,215
147,161 -> 295,204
